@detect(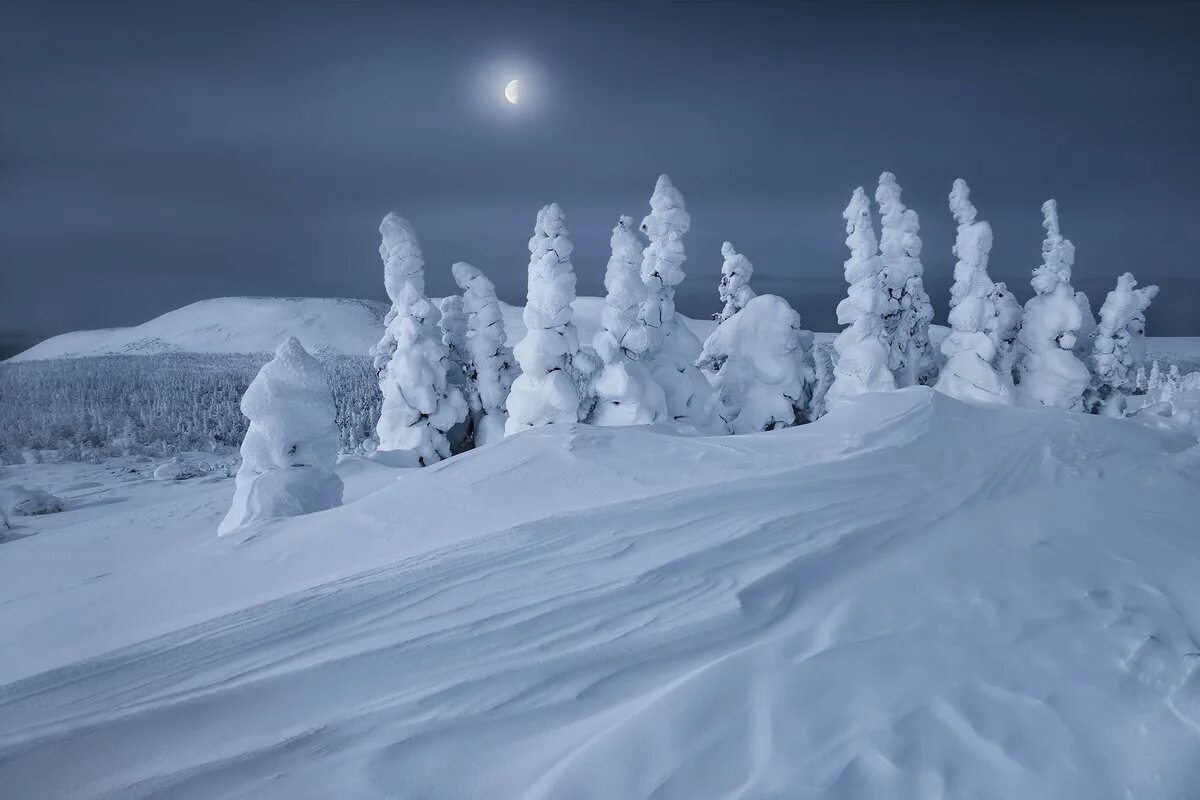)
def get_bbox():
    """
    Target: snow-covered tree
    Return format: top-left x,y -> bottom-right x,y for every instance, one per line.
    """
698,294 -> 816,433
715,241 -> 757,323
218,337 -> 342,535
451,262 -> 517,446
591,216 -> 668,426
1073,291 -> 1097,362
875,172 -> 936,387
825,187 -> 895,408
1087,272 -> 1159,414
372,213 -> 466,464
438,294 -> 472,451
635,175 -> 718,429
1015,200 -> 1090,409
506,203 -> 594,434
935,179 -> 1015,404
